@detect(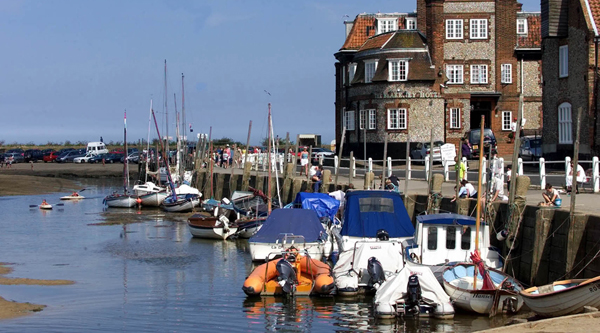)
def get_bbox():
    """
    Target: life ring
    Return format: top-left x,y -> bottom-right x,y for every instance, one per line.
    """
410,252 -> 421,263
